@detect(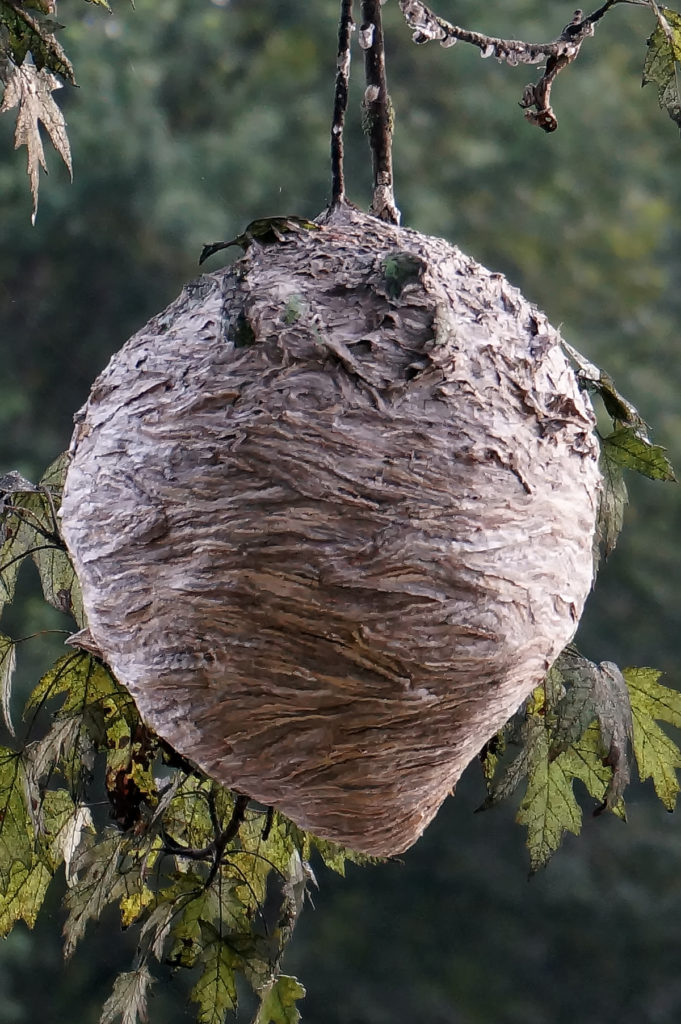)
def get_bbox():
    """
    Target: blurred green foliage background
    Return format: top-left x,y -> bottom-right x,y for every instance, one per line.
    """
2,0 -> 681,1020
